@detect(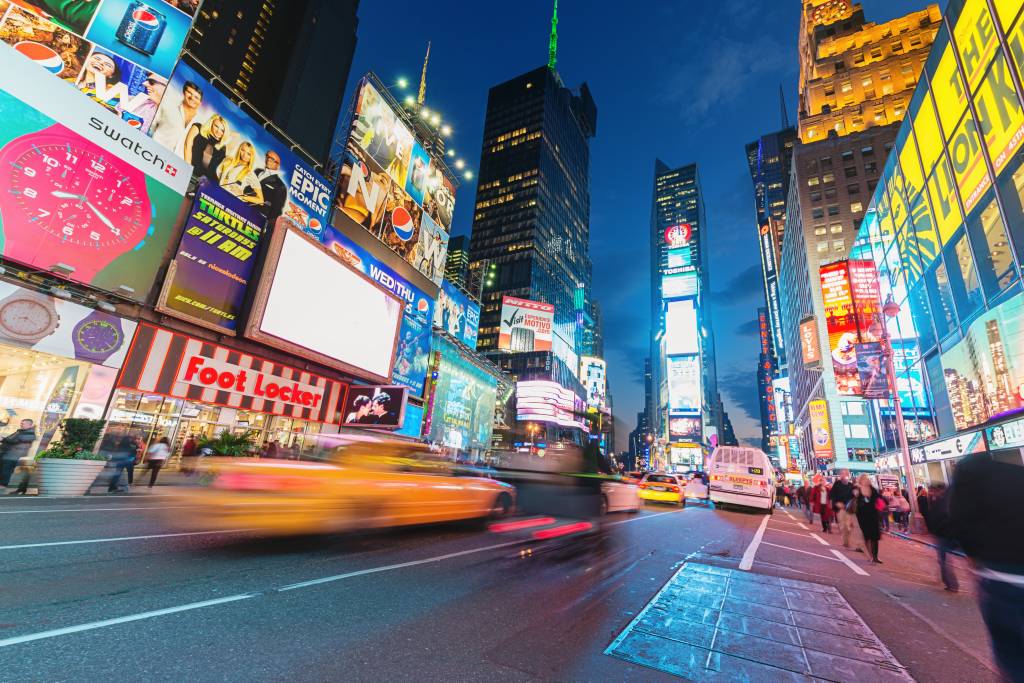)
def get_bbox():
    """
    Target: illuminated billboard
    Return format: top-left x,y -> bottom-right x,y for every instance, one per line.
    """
0,1 -> 198,127
662,272 -> 698,299
434,280 -> 480,349
343,386 -> 407,430
246,225 -> 404,383
498,296 -> 554,352
428,336 -> 498,451
0,42 -> 189,302
150,60 -> 334,231
157,179 -> 267,334
664,298 -> 699,356
667,355 -> 701,416
333,78 -> 453,285
516,380 -> 588,431
800,317 -> 822,366
808,399 -> 833,460
669,416 -> 701,442
819,262 -> 861,395
580,356 -> 607,410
